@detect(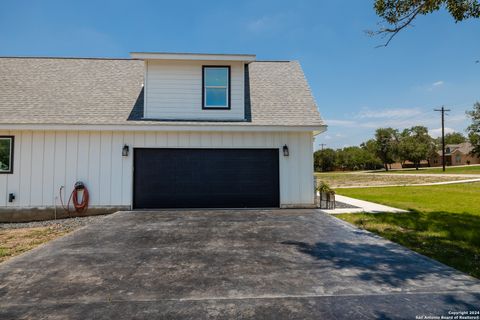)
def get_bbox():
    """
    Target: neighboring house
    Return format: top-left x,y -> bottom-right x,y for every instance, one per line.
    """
0,52 -> 326,221
430,142 -> 480,167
